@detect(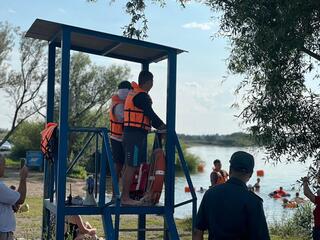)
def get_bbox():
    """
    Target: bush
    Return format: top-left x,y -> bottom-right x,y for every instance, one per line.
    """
10,121 -> 44,159
147,133 -> 200,174
69,165 -> 87,179
175,141 -> 200,173
269,203 -> 313,239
